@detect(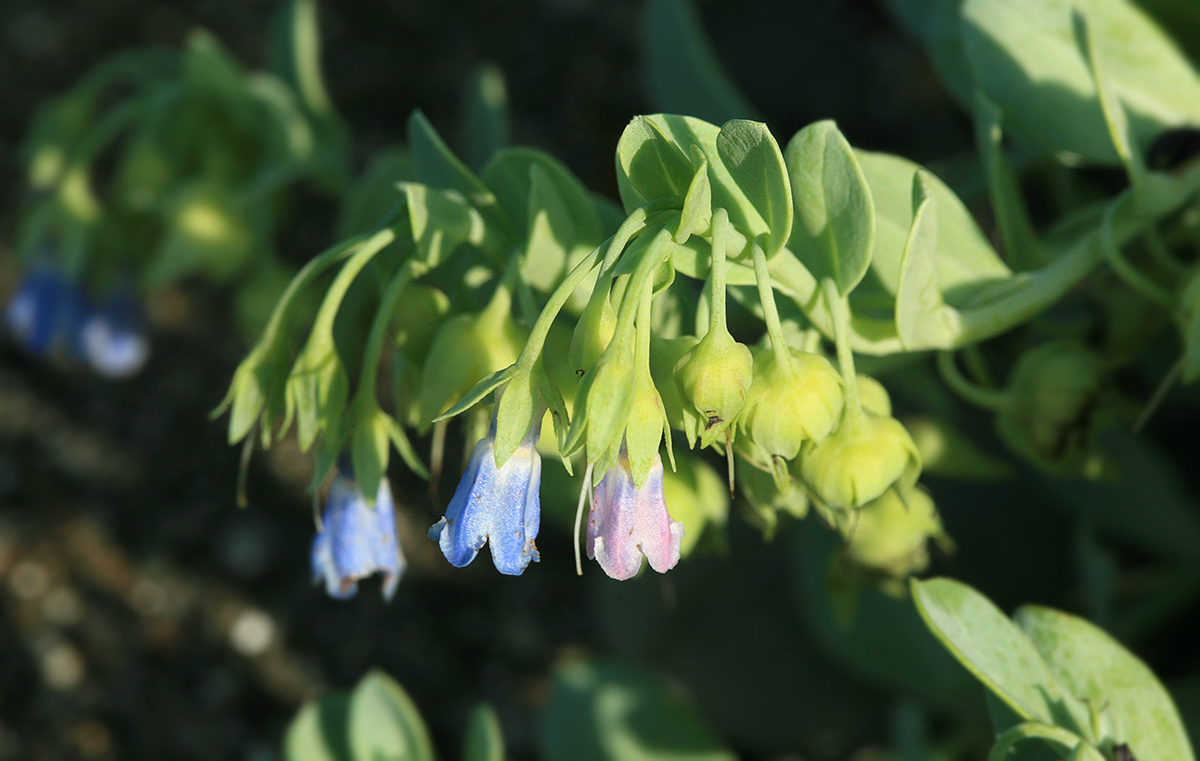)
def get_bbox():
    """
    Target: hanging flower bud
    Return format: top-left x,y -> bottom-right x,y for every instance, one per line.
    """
568,282 -> 616,375
798,412 -> 921,511
840,486 -> 951,579
674,325 -> 753,449
738,347 -> 843,475
413,281 -> 526,429
995,340 -> 1107,467
856,374 -> 891,418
